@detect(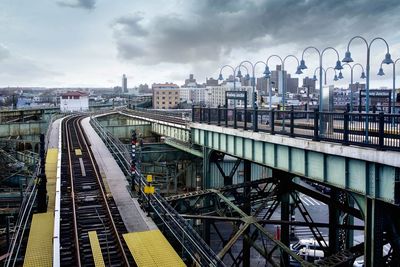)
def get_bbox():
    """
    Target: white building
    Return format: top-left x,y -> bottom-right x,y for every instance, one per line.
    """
60,91 -> 89,112
203,84 -> 255,108
204,86 -> 229,107
179,87 -> 206,105
179,87 -> 192,103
